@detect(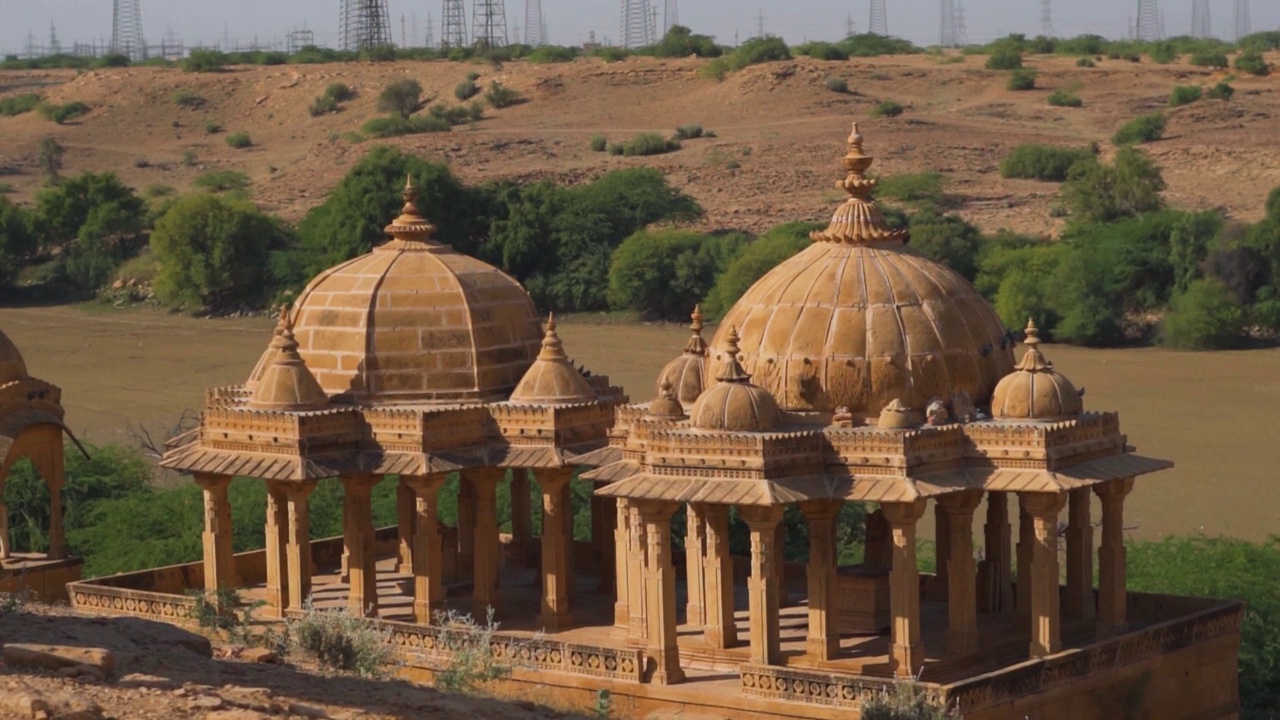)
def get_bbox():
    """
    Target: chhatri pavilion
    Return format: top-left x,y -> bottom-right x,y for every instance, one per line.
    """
68,123 -> 1244,720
